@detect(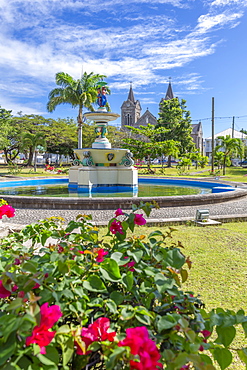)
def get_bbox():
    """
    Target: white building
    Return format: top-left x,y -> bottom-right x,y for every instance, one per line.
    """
205,128 -> 247,157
